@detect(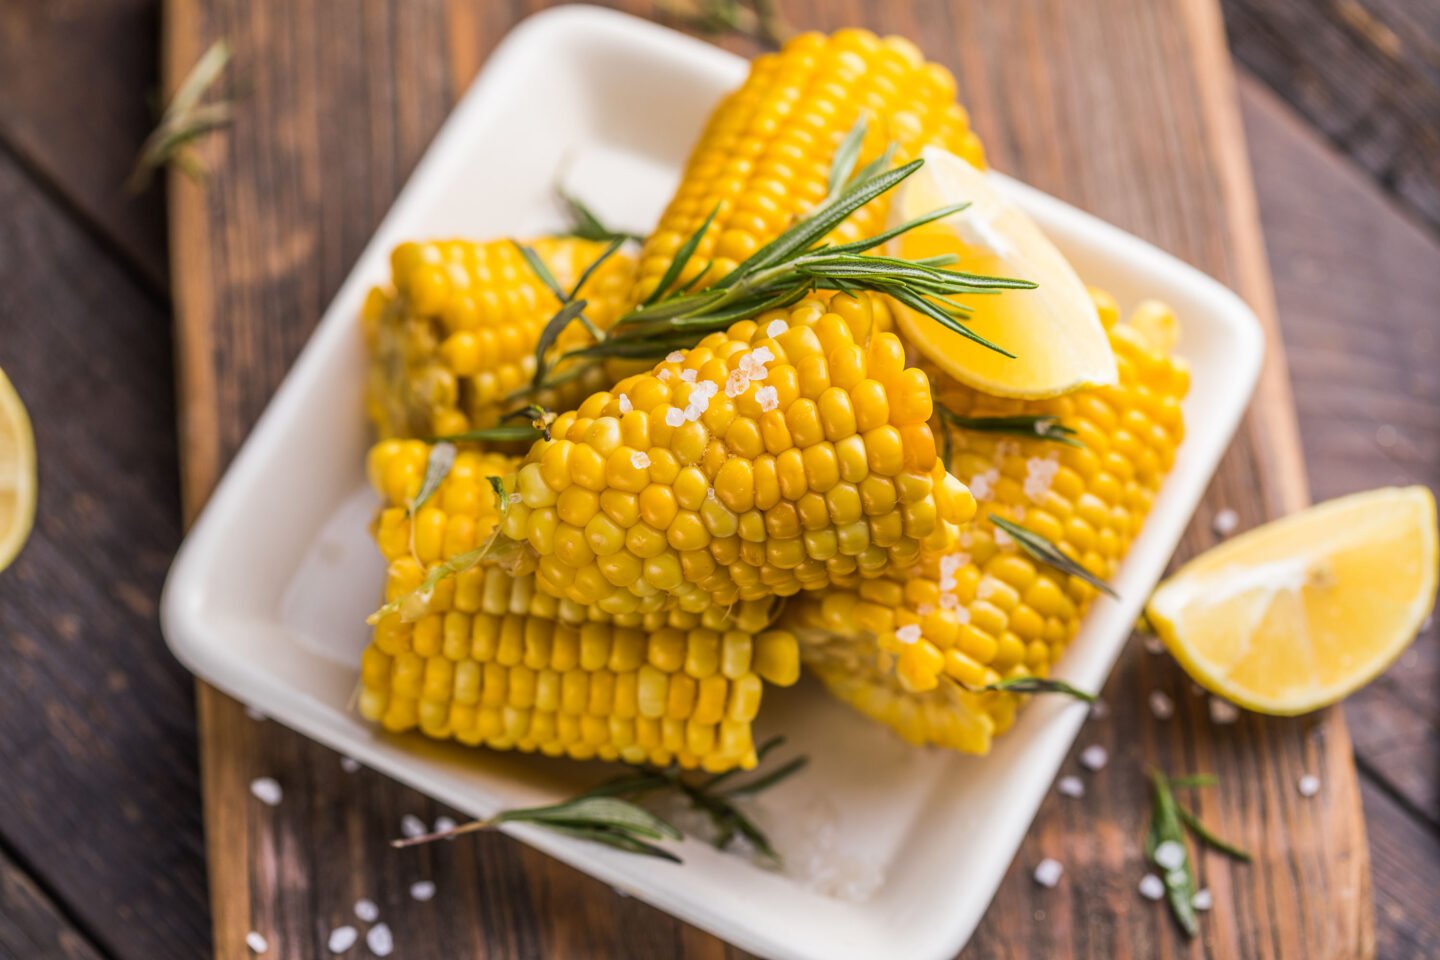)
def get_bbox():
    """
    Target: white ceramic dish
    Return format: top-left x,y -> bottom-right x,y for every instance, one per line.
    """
161,7 -> 1263,959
